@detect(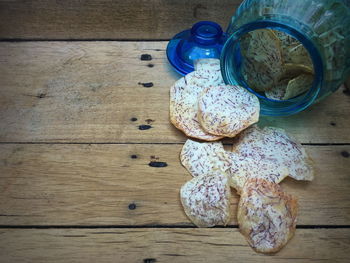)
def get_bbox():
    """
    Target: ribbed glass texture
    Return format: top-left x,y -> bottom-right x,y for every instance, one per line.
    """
222,0 -> 350,116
